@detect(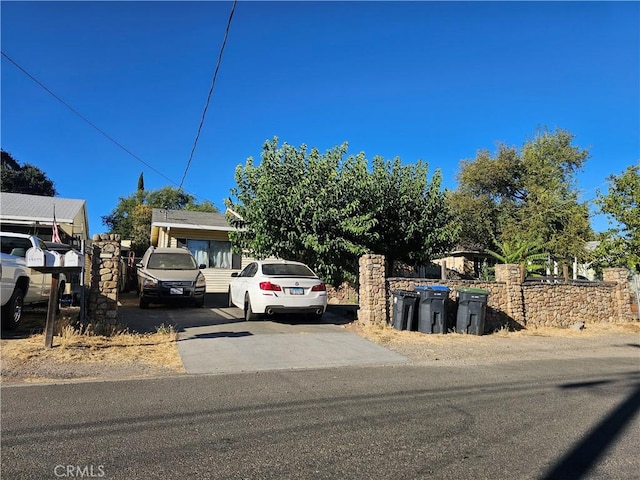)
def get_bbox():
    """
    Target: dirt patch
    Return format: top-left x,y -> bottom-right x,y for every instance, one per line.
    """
346,321 -> 640,366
